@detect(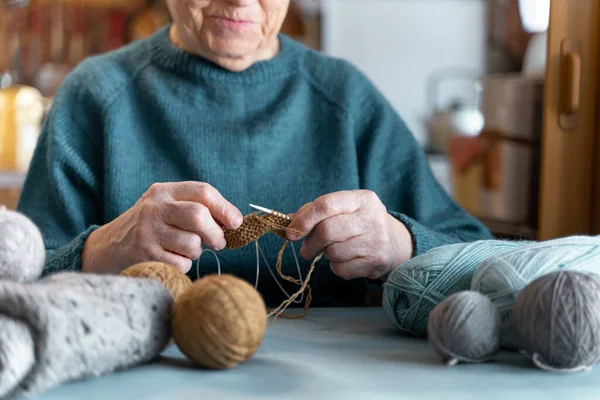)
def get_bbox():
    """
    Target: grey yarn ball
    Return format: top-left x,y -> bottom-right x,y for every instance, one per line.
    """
471,236 -> 600,349
0,205 -> 45,282
428,291 -> 501,365
514,270 -> 600,372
